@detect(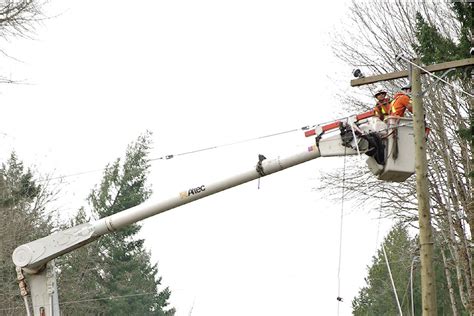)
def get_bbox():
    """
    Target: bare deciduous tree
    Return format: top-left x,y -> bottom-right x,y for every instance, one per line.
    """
0,0 -> 46,83
318,0 -> 472,313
